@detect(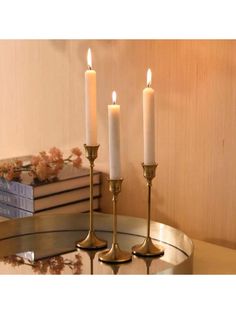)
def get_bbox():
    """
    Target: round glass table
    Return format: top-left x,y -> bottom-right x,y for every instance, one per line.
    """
0,213 -> 193,274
